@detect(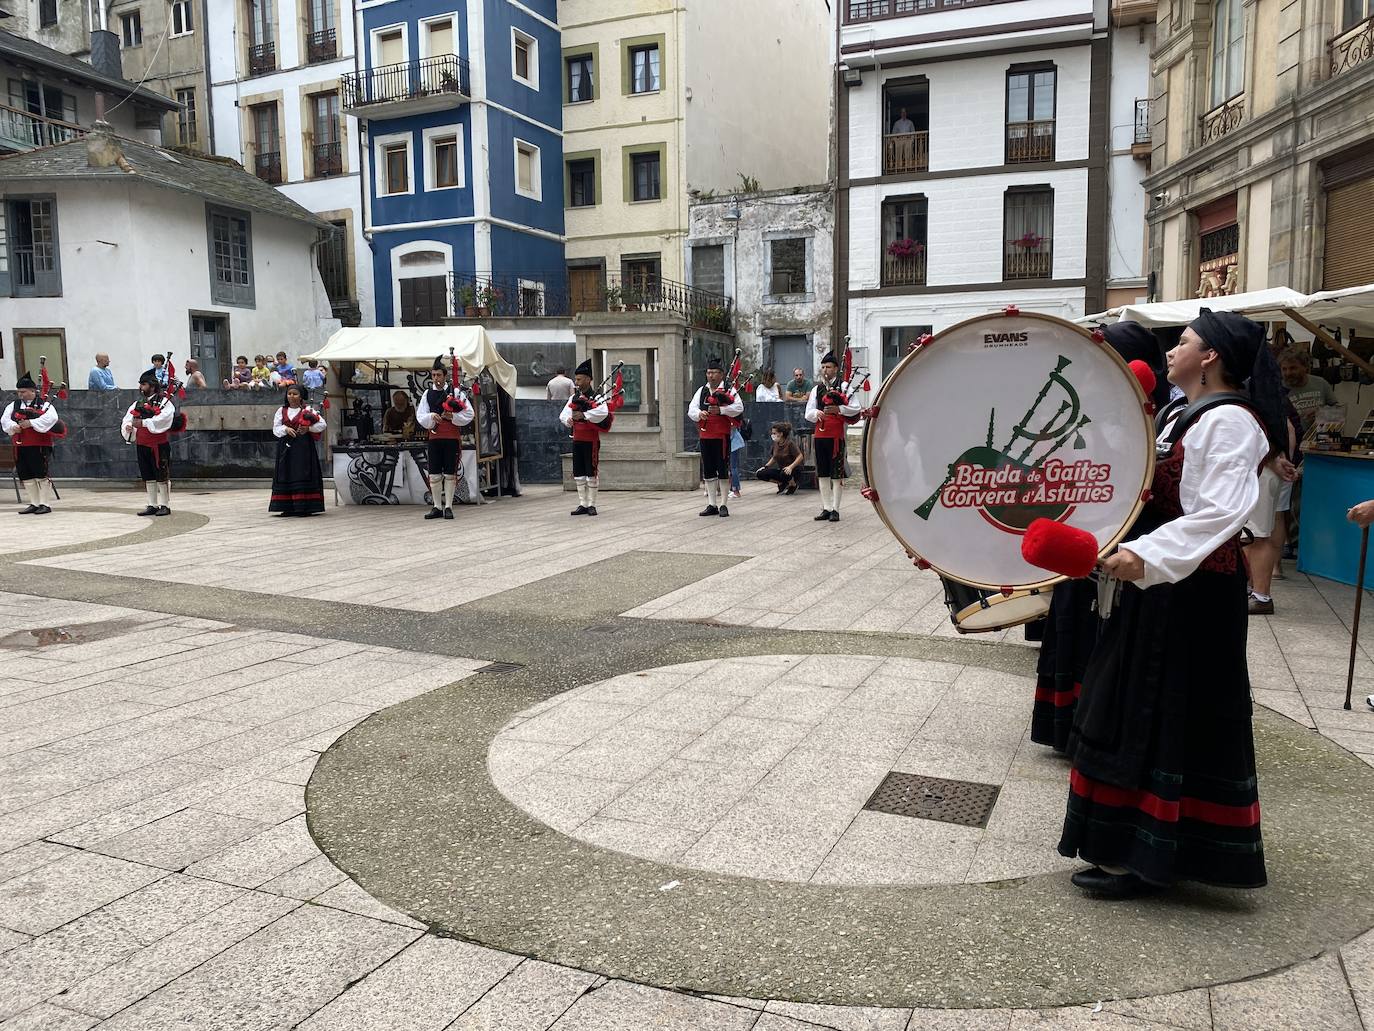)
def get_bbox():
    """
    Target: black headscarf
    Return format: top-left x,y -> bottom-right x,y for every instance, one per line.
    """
283,385 -> 310,406
1189,308 -> 1287,455
1102,321 -> 1169,409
